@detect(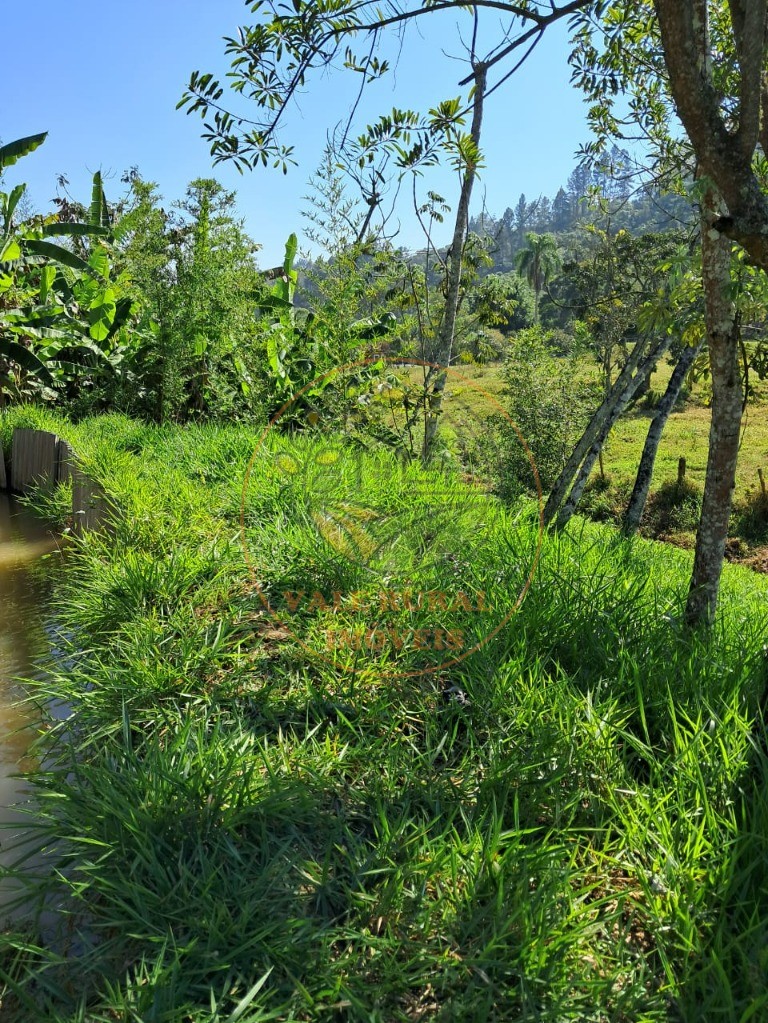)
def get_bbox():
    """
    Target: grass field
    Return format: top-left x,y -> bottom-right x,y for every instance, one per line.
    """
1,408 -> 768,1021
438,359 -> 768,555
